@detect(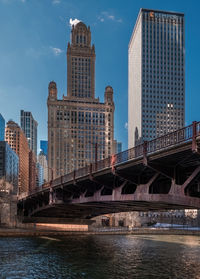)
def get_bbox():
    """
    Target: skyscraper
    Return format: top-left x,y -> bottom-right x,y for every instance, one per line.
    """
5,121 -> 30,194
0,114 -> 5,141
48,21 -> 115,178
128,9 -> 185,147
36,162 -> 44,186
113,140 -> 122,154
20,110 -> 38,156
38,151 -> 48,183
